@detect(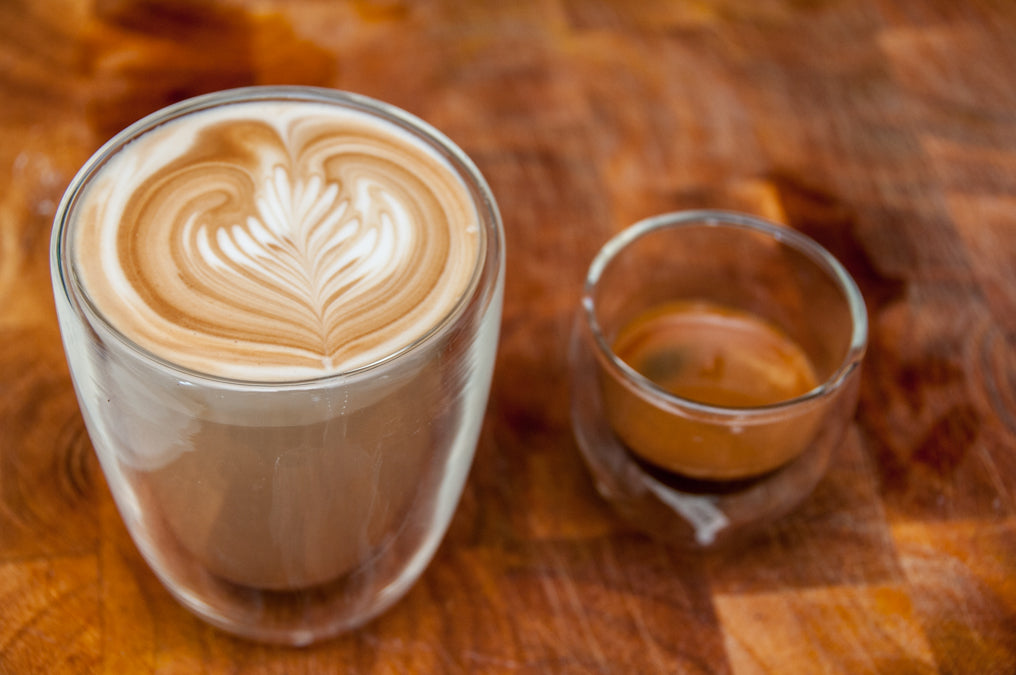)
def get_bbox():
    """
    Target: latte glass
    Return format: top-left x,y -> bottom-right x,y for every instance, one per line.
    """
51,87 -> 504,645
570,211 -> 866,548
